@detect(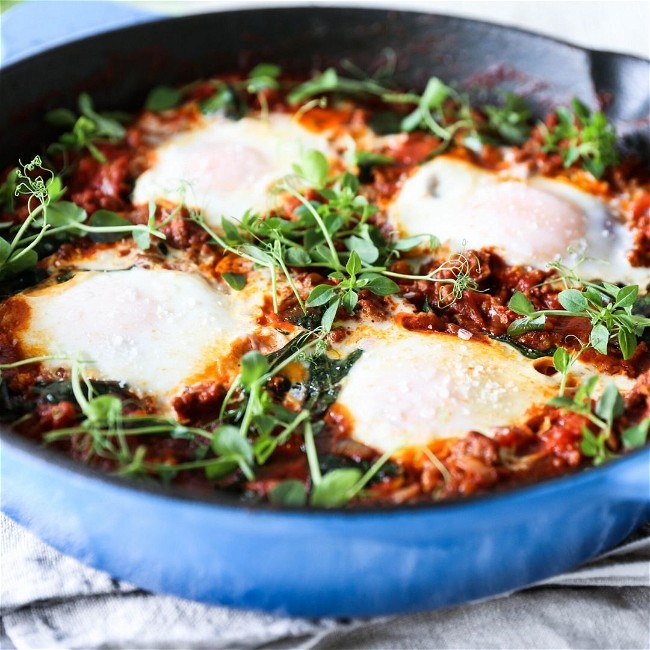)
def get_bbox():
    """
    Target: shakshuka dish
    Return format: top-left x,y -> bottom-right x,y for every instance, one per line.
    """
1,65 -> 648,507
